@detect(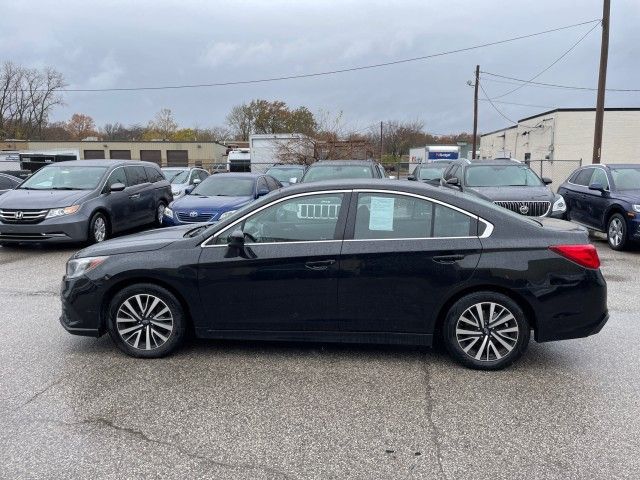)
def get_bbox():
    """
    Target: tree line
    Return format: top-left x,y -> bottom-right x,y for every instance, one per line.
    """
1,61 -> 476,158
